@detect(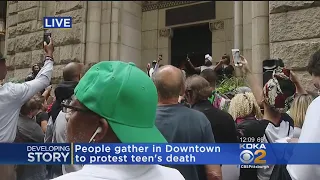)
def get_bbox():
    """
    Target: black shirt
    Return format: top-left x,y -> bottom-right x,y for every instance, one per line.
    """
192,100 -> 239,143
216,65 -> 234,81
35,112 -> 49,127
